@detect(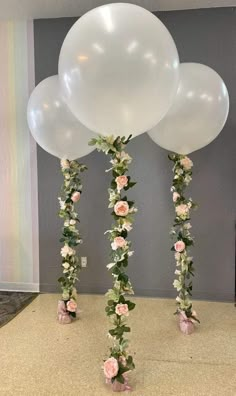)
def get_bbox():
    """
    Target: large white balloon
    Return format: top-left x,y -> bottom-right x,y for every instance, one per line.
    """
148,63 -> 229,154
59,3 -> 179,138
27,76 -> 96,160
